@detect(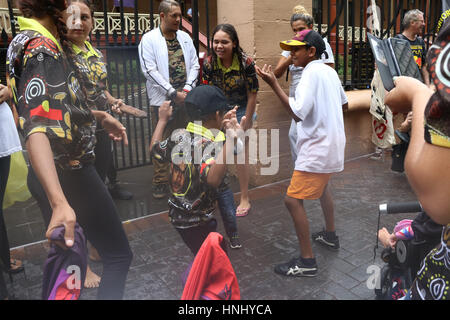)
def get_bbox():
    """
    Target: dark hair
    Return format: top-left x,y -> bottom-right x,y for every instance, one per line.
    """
211,24 -> 246,81
18,0 -> 66,19
18,0 -> 91,103
305,44 -> 321,59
